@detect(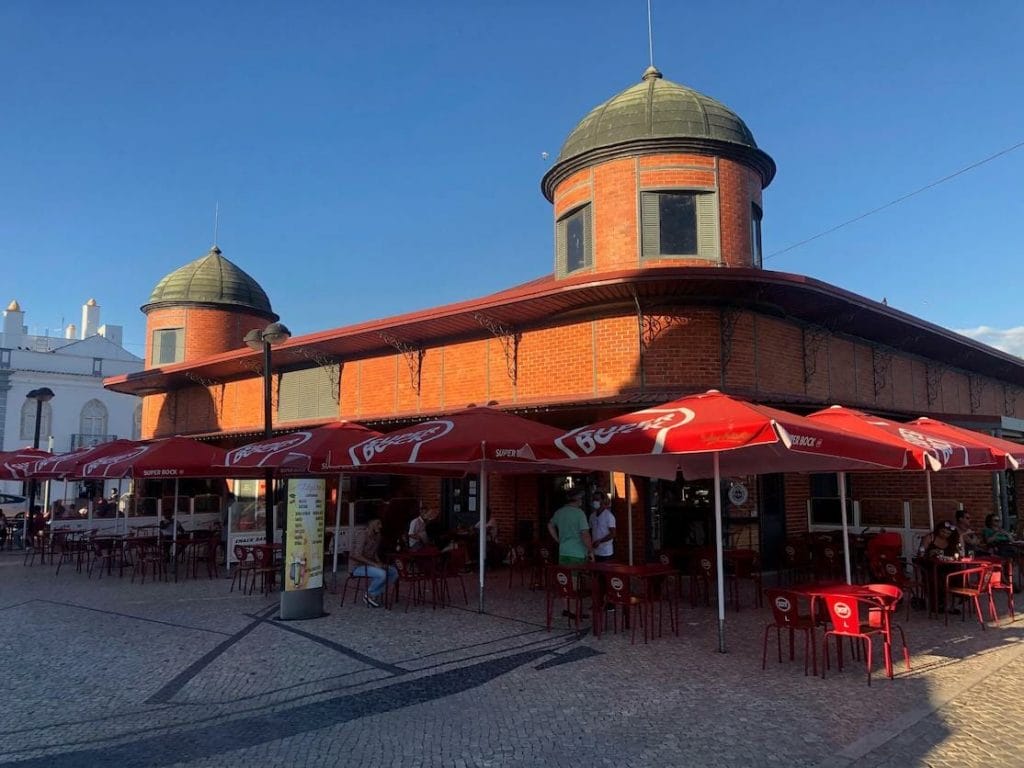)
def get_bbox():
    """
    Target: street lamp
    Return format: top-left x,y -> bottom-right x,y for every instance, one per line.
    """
25,387 -> 55,545
244,323 -> 291,553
